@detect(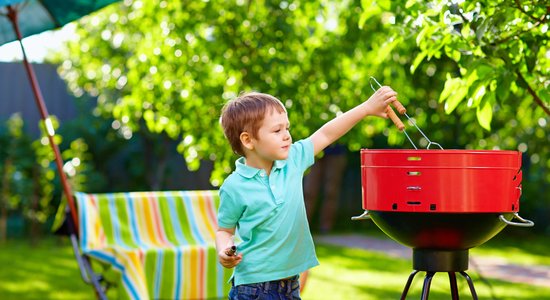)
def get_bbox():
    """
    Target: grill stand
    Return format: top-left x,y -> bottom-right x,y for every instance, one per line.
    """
400,249 -> 478,300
